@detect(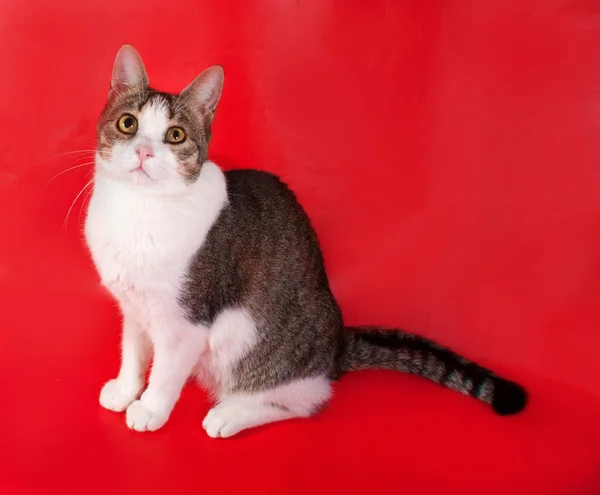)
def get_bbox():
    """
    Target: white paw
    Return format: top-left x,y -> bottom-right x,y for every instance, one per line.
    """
202,404 -> 248,439
125,400 -> 168,432
99,379 -> 139,412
